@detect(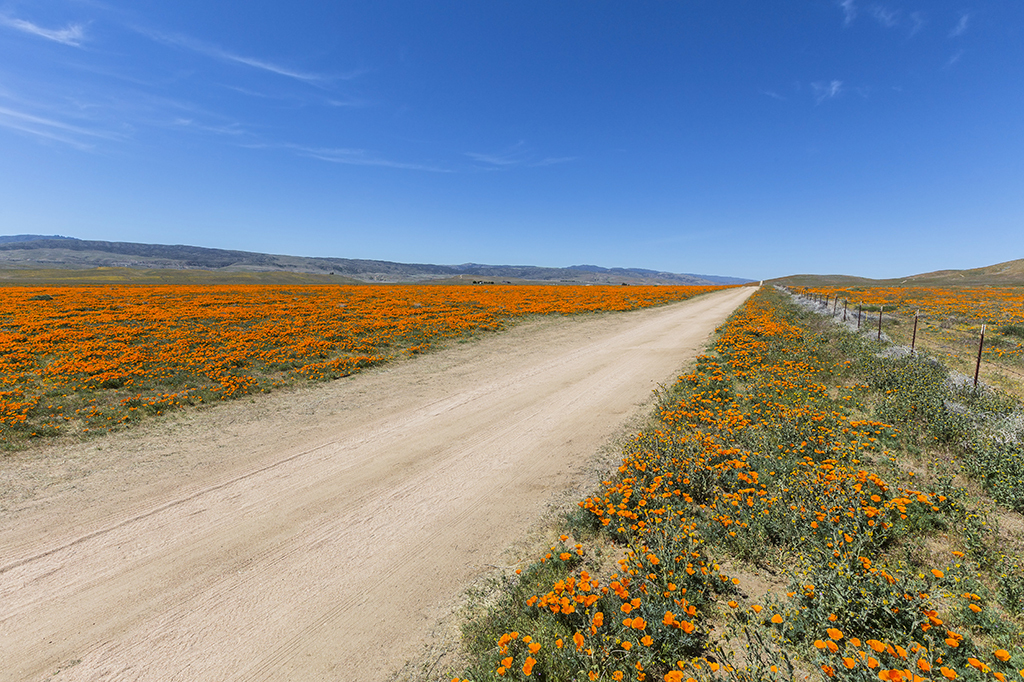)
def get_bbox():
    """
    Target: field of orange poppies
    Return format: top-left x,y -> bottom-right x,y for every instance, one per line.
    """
0,284 -> 724,446
457,287 -> 1024,682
